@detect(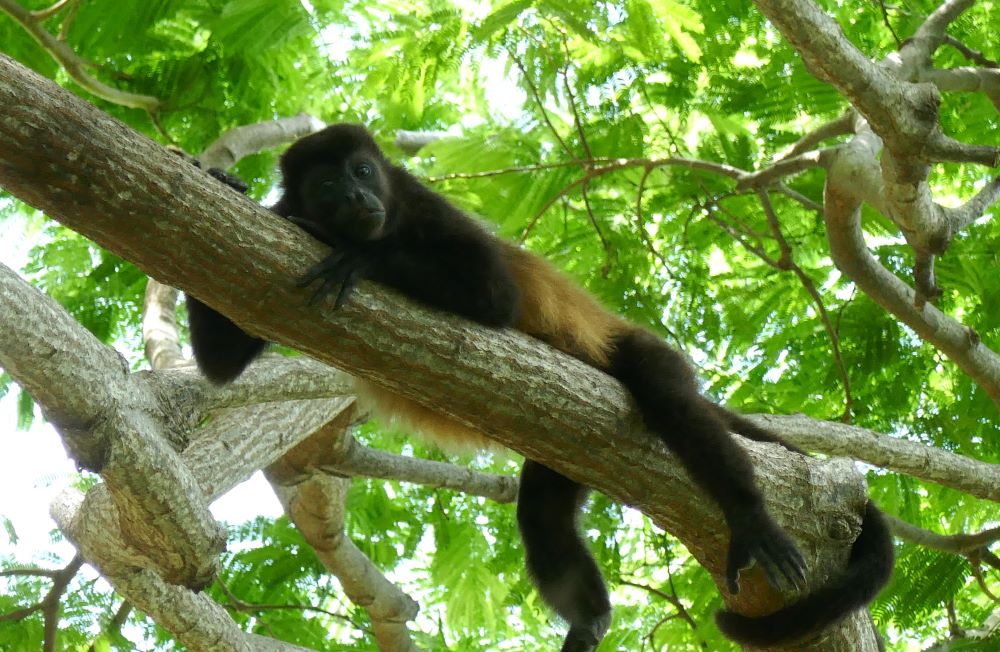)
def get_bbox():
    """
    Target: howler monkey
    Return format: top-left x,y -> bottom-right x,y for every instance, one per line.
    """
186,124 -> 893,651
